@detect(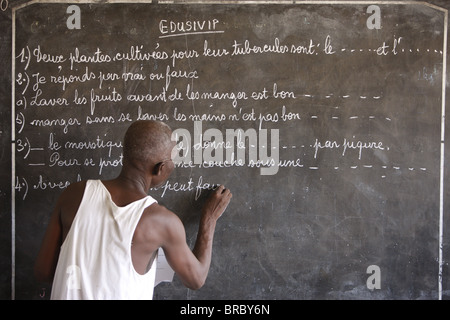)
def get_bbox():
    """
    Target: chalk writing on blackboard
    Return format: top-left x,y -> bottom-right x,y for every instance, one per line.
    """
13,29 -> 439,200
10,3 -> 446,300
0,0 -> 8,12
159,18 -> 222,38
